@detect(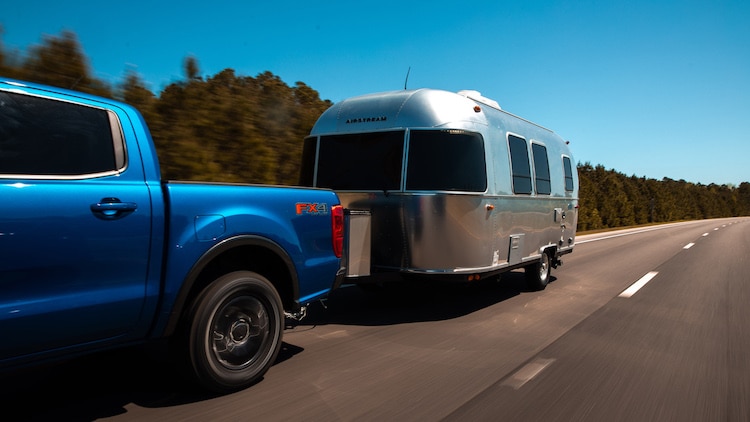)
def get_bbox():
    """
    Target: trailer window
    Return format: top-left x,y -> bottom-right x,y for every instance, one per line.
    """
531,143 -> 551,195
406,130 -> 486,192
508,135 -> 532,194
299,136 -> 317,186
315,131 -> 404,190
563,156 -> 575,191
